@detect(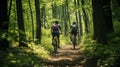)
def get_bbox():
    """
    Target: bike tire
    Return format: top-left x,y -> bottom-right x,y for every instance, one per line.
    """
54,37 -> 58,52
